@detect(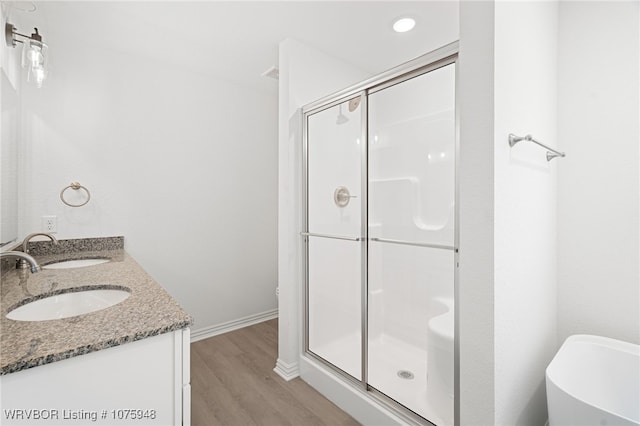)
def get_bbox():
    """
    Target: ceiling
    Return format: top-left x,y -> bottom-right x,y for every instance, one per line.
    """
9,1 -> 459,94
